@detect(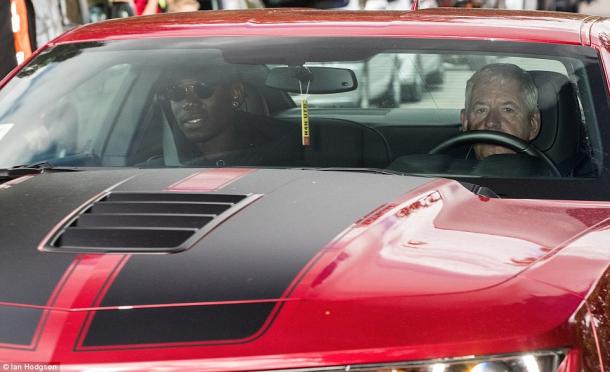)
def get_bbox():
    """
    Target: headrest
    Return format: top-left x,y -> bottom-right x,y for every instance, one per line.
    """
529,70 -> 581,169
